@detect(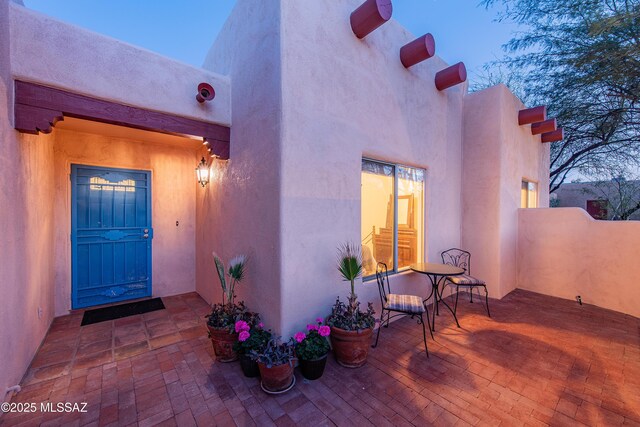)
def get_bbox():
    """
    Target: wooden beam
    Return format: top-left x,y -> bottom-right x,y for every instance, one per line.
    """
541,128 -> 563,143
518,106 -> 546,125
400,34 -> 436,68
14,80 -> 230,159
531,118 -> 557,135
435,62 -> 467,91
350,0 -> 393,39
